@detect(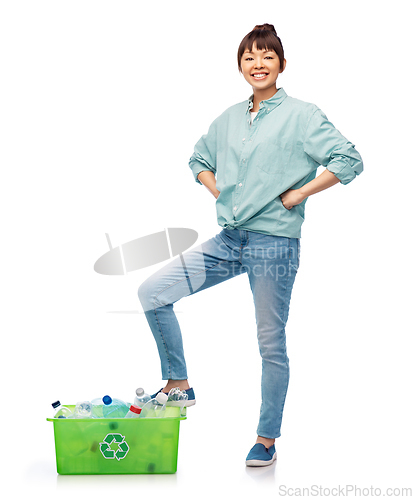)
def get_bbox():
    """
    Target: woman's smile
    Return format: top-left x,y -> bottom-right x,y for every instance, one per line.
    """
251,73 -> 269,80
